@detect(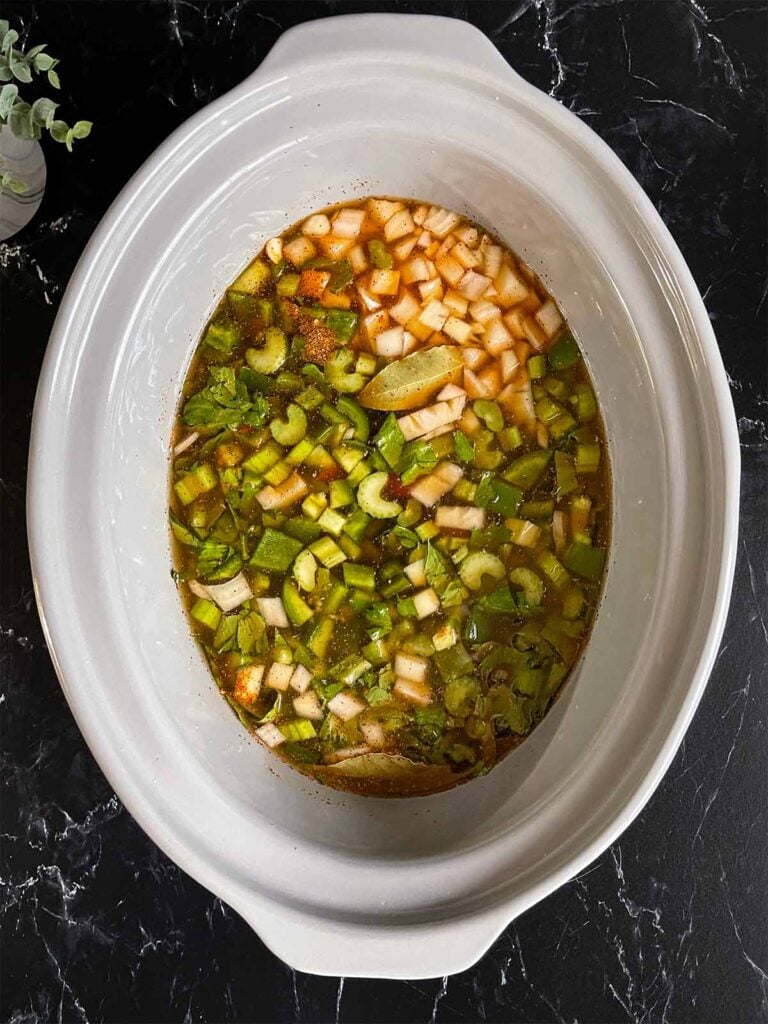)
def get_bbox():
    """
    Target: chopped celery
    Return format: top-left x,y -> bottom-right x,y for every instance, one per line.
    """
309,536 -> 347,568
508,567 -> 544,607
305,616 -> 335,659
536,549 -> 570,589
555,452 -> 578,496
548,334 -> 580,370
283,517 -> 322,544
276,273 -> 300,297
270,403 -> 307,446
575,443 -> 601,474
280,719 -> 317,741
473,400 -> 504,432
330,479 -> 354,508
191,598 -> 222,631
343,508 -> 371,542
330,654 -> 372,684
317,508 -> 348,537
475,475 -> 522,517
295,385 -> 324,410
203,321 -> 240,355
336,396 -> 370,442
528,354 -> 545,379
246,327 -> 288,374
301,492 -> 328,521
519,499 -> 555,519
503,451 -> 552,490
242,441 -> 283,475
572,382 -> 597,421
362,638 -> 389,666
326,310 -> 359,343
343,563 -> 377,590
282,580 -> 314,626
367,239 -> 393,269
415,520 -> 440,542
328,259 -> 353,293
293,549 -> 318,592
347,459 -> 372,487
357,471 -> 402,519
250,529 -> 303,572
338,534 -> 363,560
327,347 -> 364,392
563,542 -> 606,581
